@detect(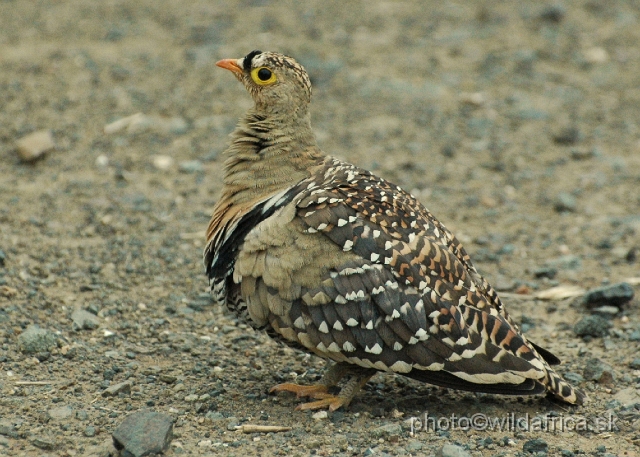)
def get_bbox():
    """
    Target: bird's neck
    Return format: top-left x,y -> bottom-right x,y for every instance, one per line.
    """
219,107 -> 324,205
